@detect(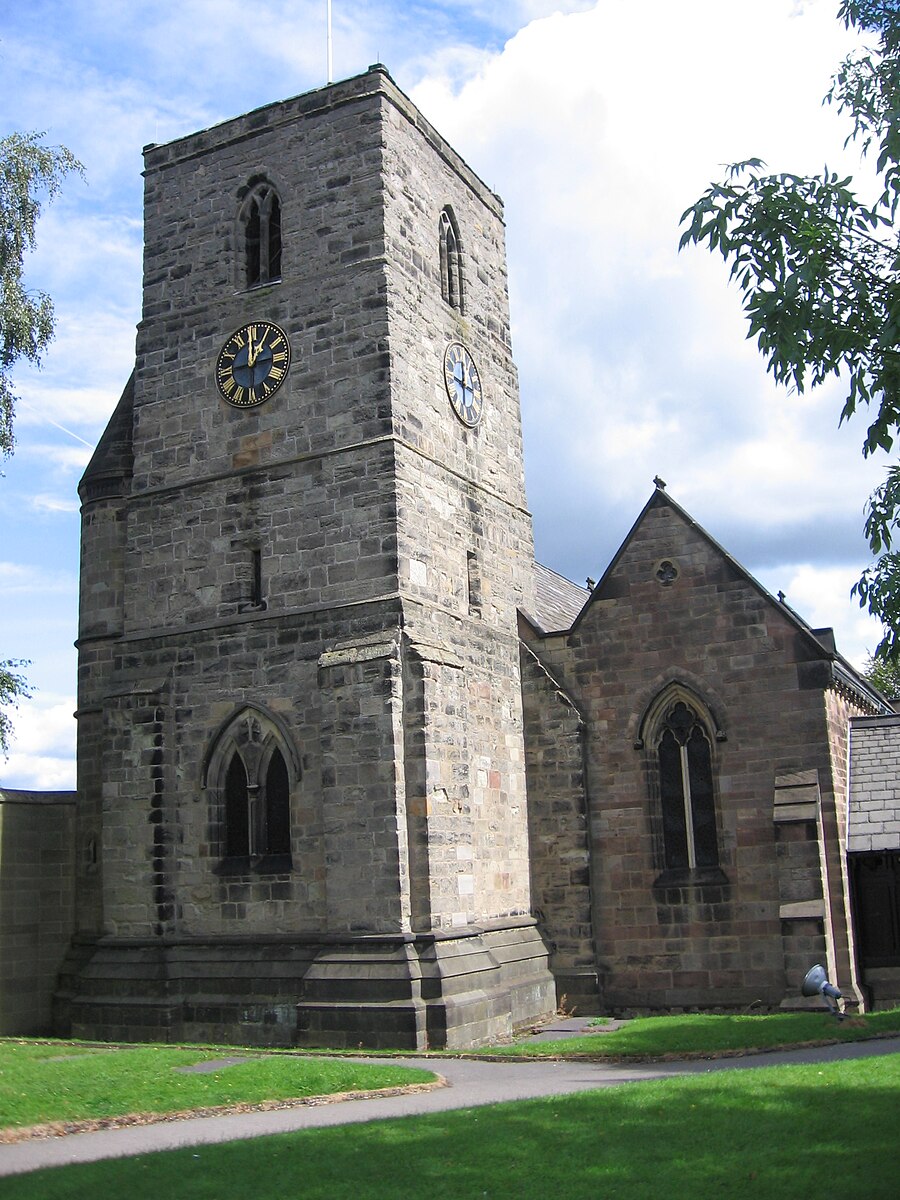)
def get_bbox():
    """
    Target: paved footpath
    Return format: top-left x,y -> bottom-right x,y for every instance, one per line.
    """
2,1034 -> 898,1178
